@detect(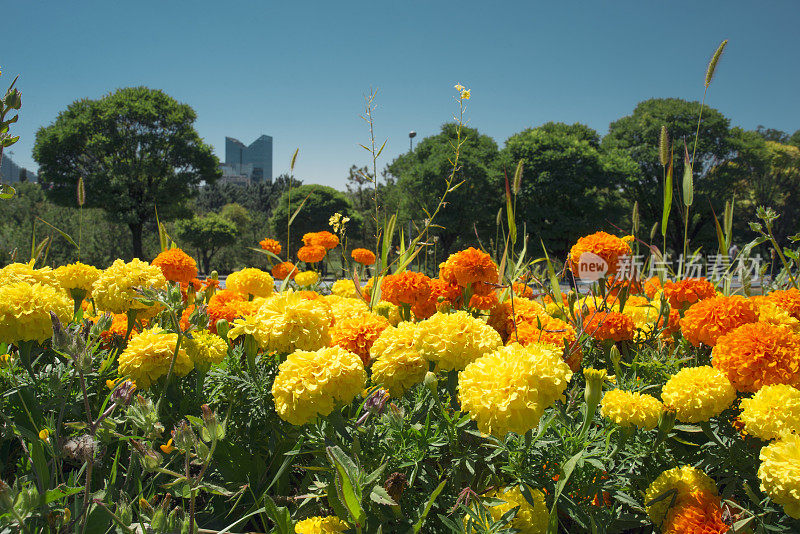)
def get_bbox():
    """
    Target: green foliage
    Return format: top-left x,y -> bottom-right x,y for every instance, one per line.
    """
33,86 -> 220,258
175,213 -> 238,274
388,124 -> 502,256
270,184 -> 361,258
501,122 -> 634,257
603,98 -> 737,254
